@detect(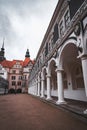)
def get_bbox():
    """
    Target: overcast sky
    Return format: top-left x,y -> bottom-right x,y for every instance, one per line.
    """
0,0 -> 58,61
